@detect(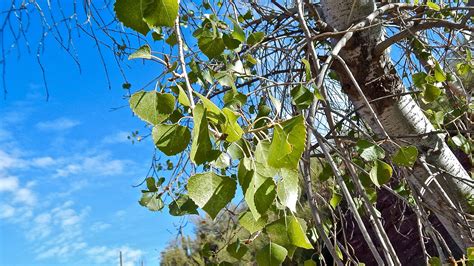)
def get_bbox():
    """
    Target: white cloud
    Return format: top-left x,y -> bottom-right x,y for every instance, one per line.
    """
86,246 -> 144,266
0,204 -> 16,219
31,157 -> 57,168
90,221 -> 111,232
0,176 -> 19,191
0,150 -> 27,172
102,131 -> 131,145
54,153 -> 130,178
36,118 -> 80,131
